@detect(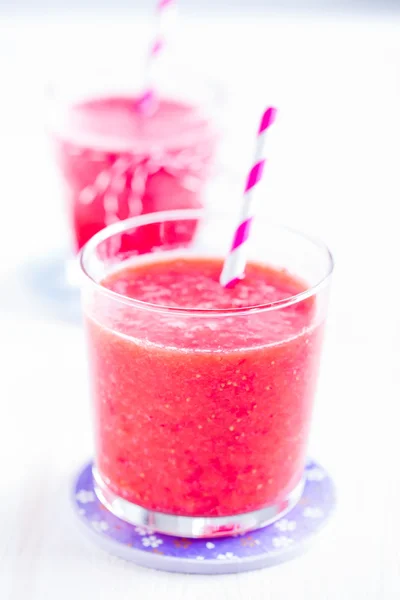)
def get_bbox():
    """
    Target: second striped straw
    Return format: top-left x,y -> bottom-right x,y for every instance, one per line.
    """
219,107 -> 277,288
137,0 -> 177,114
